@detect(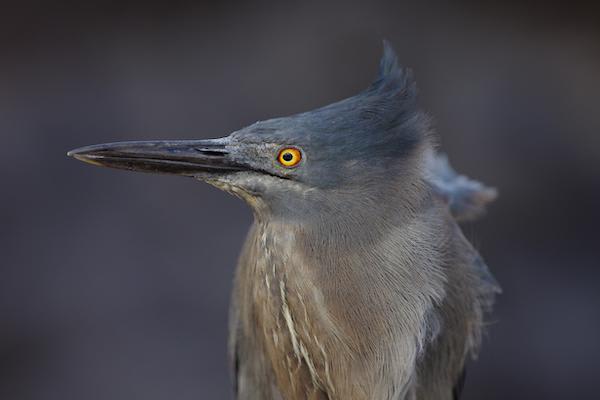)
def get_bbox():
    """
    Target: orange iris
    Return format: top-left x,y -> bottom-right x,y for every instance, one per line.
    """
277,147 -> 302,167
